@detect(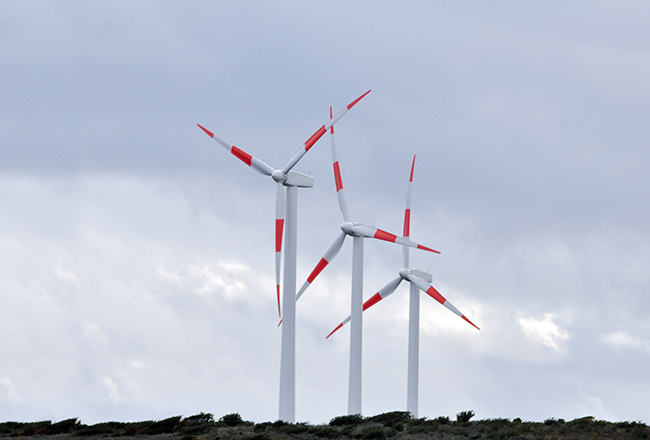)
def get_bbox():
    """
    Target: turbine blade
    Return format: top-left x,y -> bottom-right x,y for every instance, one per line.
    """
326,317 -> 350,339
407,274 -> 480,330
280,90 -> 371,175
197,124 -> 275,176
325,276 -> 402,339
349,224 -> 441,254
364,276 -> 403,311
404,155 -> 416,238
330,106 -> 351,222
275,182 -> 285,318
296,232 -> 347,301
403,155 -> 416,267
